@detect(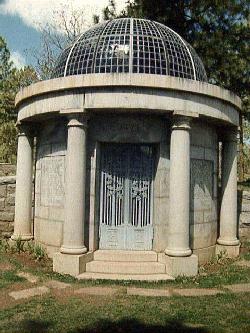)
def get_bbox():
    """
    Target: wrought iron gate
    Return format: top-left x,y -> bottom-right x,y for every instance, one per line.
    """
99,143 -> 154,250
